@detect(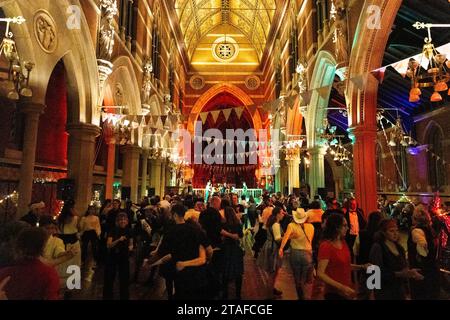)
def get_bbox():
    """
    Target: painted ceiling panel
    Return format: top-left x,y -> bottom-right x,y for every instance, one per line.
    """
174,0 -> 276,61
